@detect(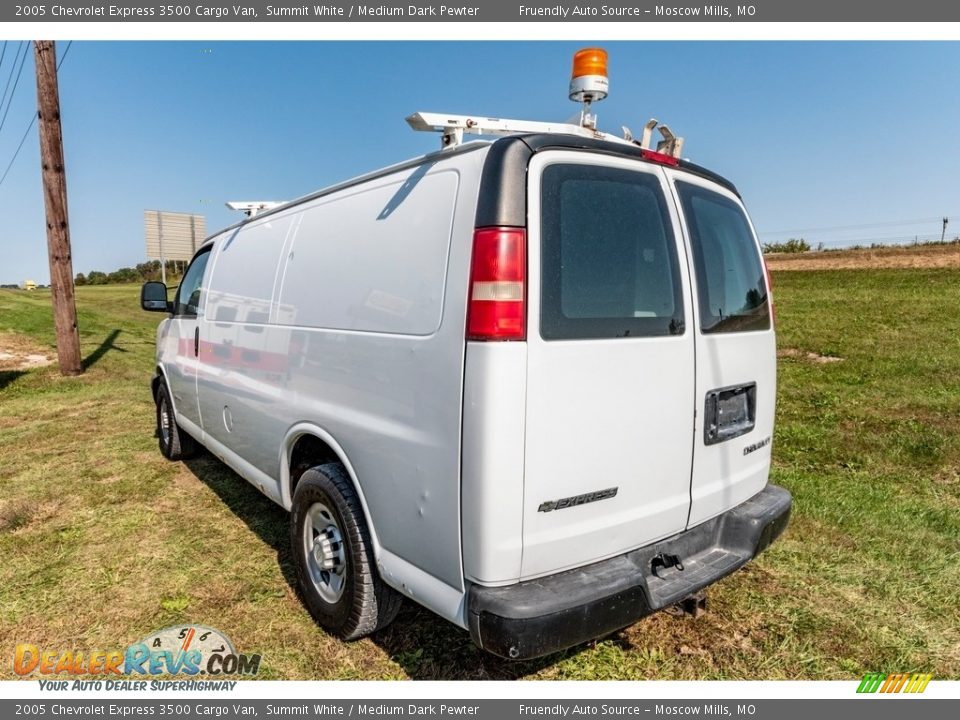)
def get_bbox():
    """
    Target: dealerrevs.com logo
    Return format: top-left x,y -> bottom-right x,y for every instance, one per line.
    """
13,625 -> 261,678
